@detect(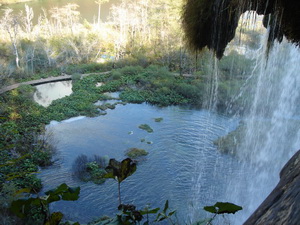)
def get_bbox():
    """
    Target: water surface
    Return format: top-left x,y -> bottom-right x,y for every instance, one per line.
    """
40,103 -> 243,223
34,80 -> 72,107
